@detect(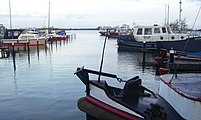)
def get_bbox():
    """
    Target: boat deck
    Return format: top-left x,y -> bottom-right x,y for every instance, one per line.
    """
90,80 -> 184,119
160,73 -> 201,101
